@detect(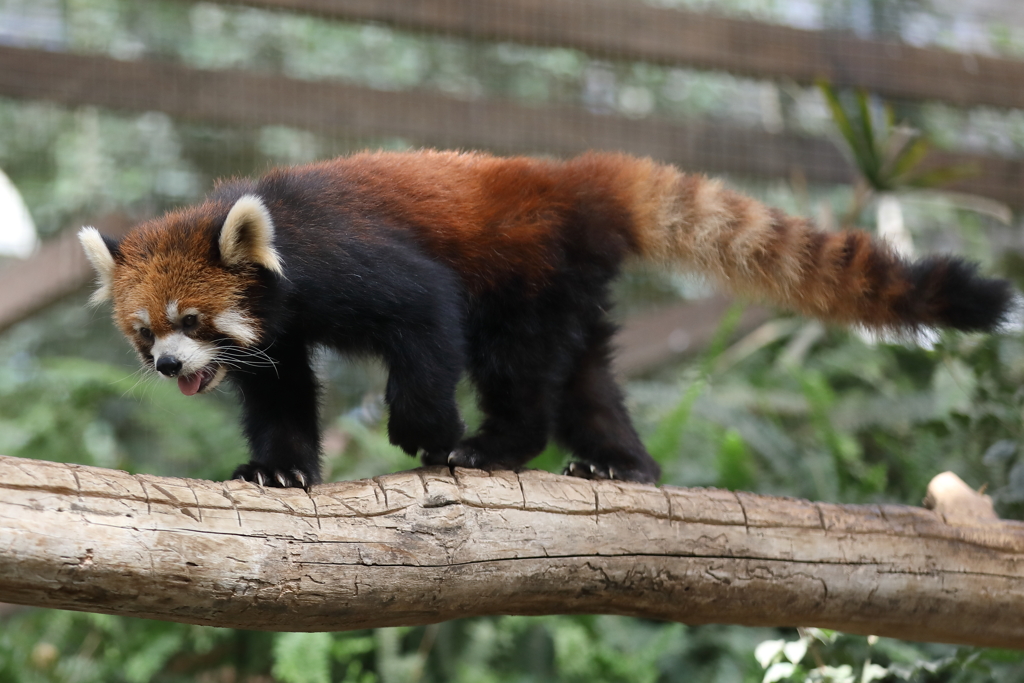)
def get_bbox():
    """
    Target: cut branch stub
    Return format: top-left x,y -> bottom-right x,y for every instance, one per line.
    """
1,454 -> 1022,648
